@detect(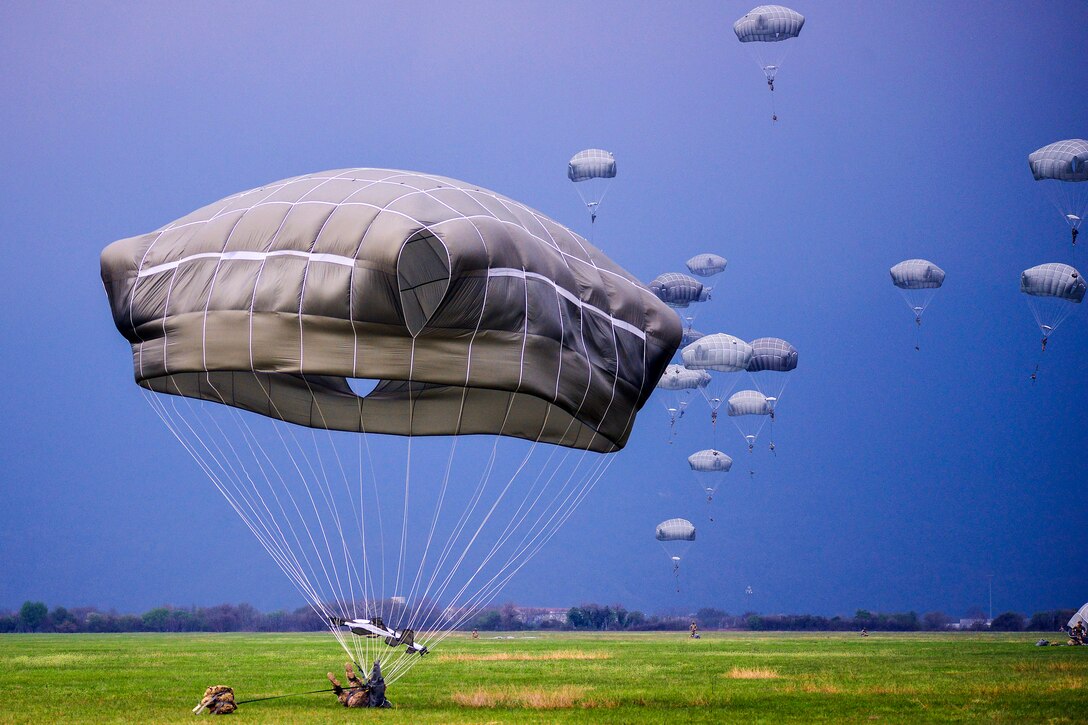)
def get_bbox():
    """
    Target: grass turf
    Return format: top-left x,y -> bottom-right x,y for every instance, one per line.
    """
1,631 -> 1085,723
